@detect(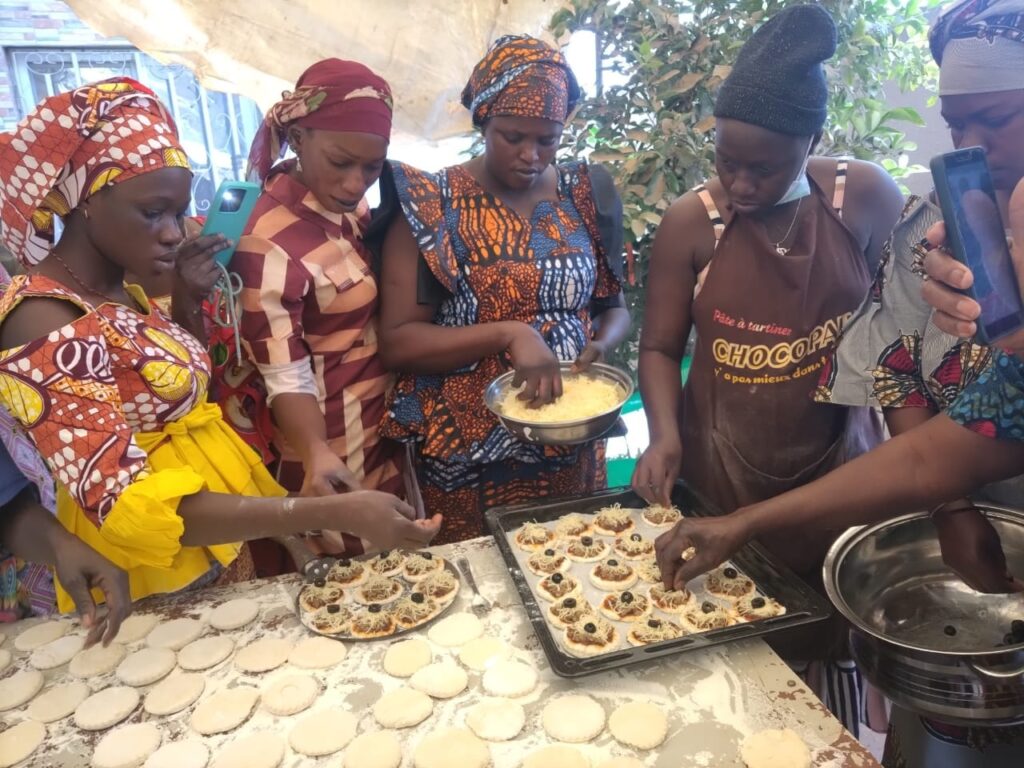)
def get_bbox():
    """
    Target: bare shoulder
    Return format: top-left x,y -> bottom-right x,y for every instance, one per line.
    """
656,189 -> 717,269
843,158 -> 902,200
0,295 -> 86,350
